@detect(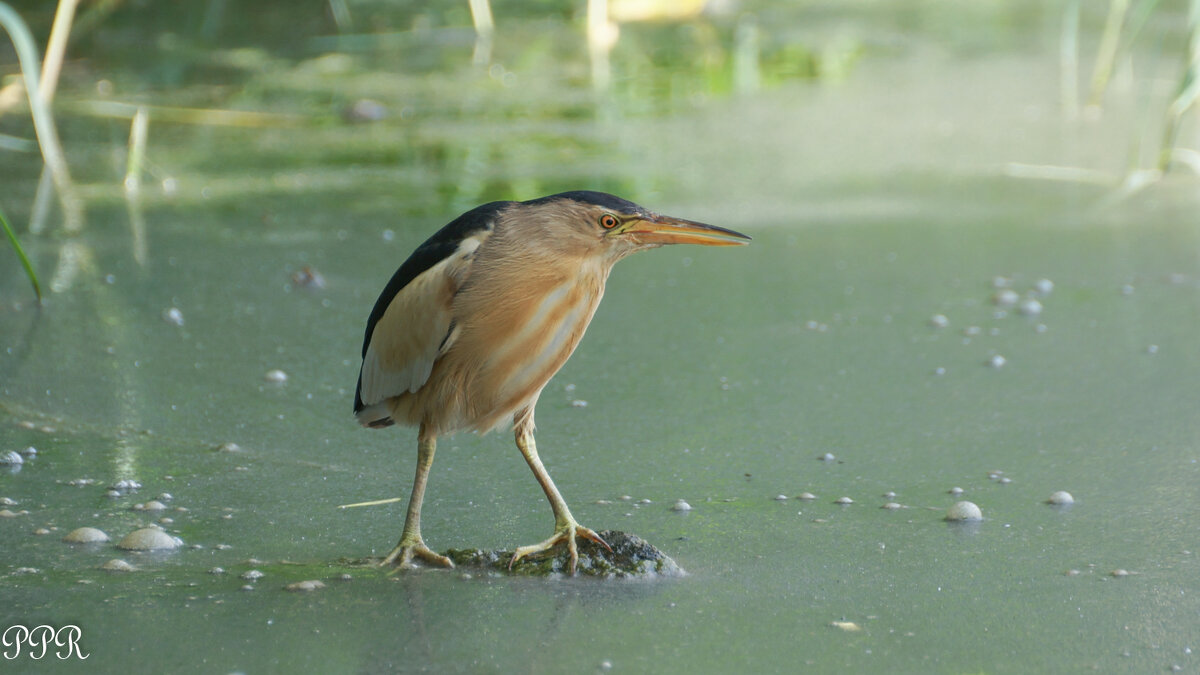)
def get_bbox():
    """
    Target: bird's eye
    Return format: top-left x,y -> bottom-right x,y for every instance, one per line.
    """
599,214 -> 619,229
